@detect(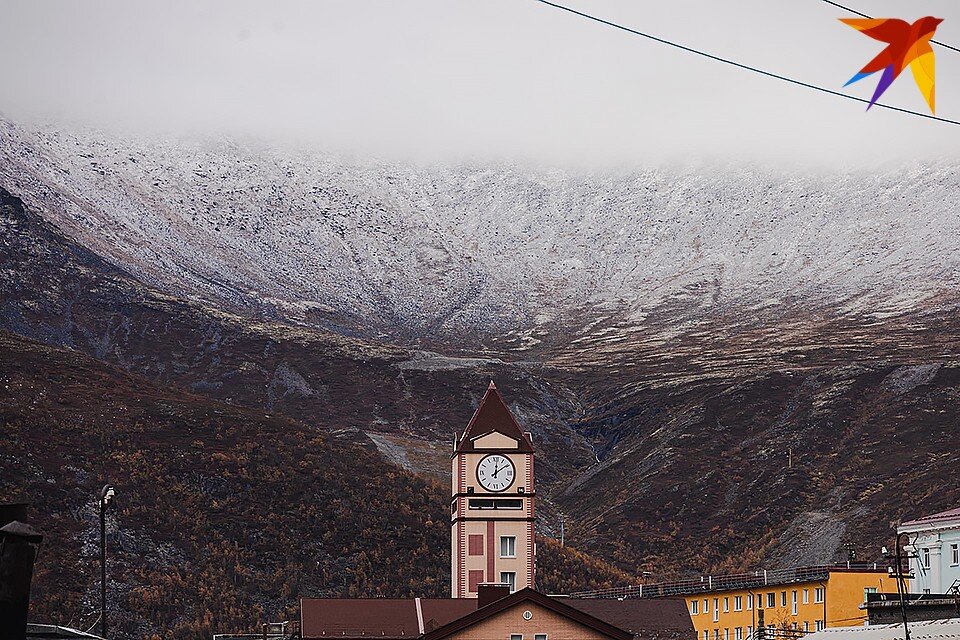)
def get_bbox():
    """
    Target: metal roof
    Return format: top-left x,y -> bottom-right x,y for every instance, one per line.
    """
901,507 -> 960,528
804,618 -> 960,640
571,563 -> 887,599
